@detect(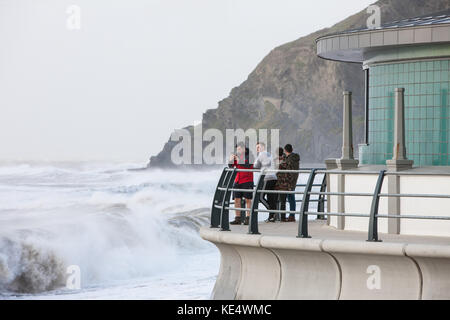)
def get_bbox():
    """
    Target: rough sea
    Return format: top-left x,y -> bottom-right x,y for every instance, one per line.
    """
0,162 -> 221,299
